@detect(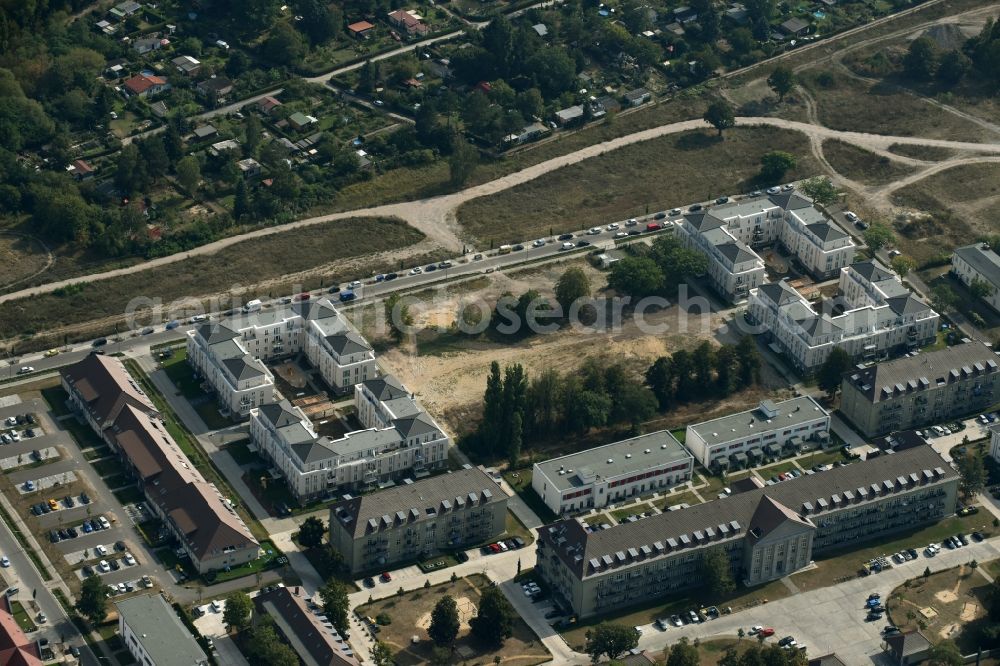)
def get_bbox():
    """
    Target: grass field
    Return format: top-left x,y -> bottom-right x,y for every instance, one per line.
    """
356,574 -> 550,666
456,127 -> 821,246
0,217 -> 430,347
0,232 -> 49,290
888,143 -> 955,161
822,139 -> 916,185
800,70 -> 987,142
